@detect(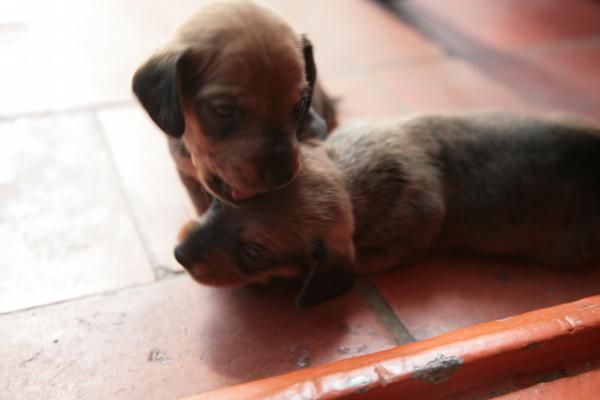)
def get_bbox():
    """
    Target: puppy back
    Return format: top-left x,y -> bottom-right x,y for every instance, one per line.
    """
403,111 -> 600,256
327,119 -> 445,246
